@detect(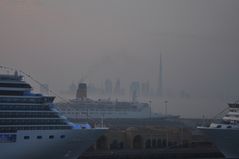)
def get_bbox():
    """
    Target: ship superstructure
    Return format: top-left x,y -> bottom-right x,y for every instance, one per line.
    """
58,97 -> 151,119
0,71 -> 107,159
198,102 -> 239,158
